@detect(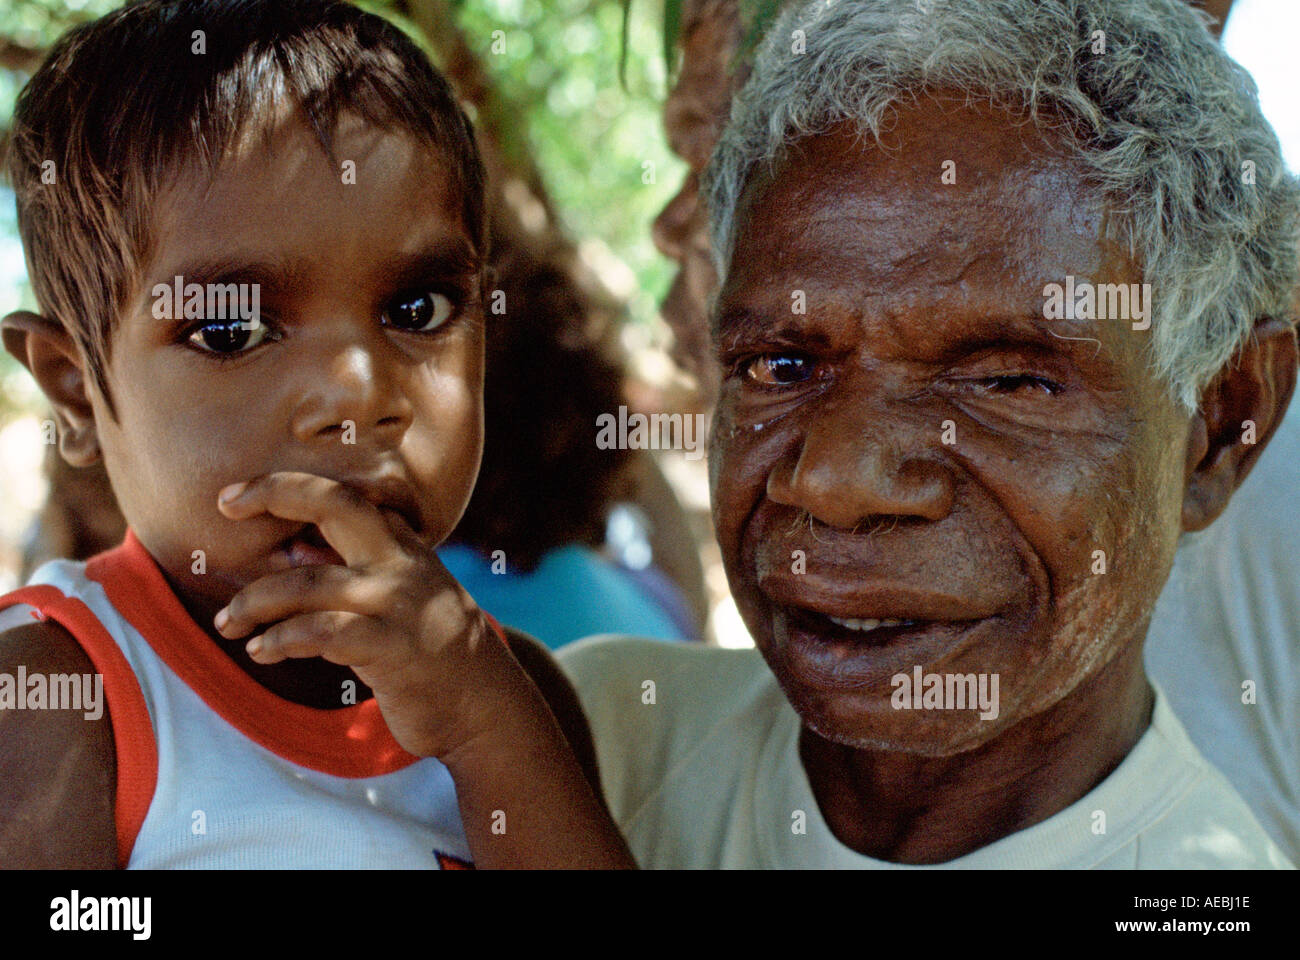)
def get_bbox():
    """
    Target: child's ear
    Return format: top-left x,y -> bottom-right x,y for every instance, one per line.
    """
1,310 -> 103,468
1182,316 -> 1298,532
